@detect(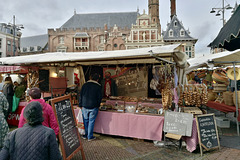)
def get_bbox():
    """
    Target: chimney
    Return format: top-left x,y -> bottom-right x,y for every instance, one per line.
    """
170,0 -> 176,19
